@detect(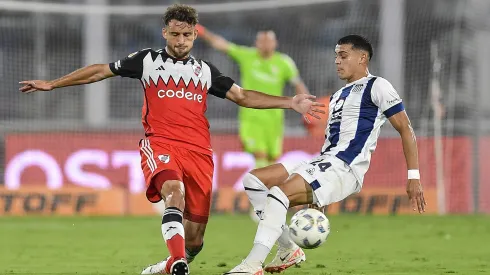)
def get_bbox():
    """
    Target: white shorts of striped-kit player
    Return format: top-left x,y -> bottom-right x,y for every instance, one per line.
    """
281,155 -> 361,207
